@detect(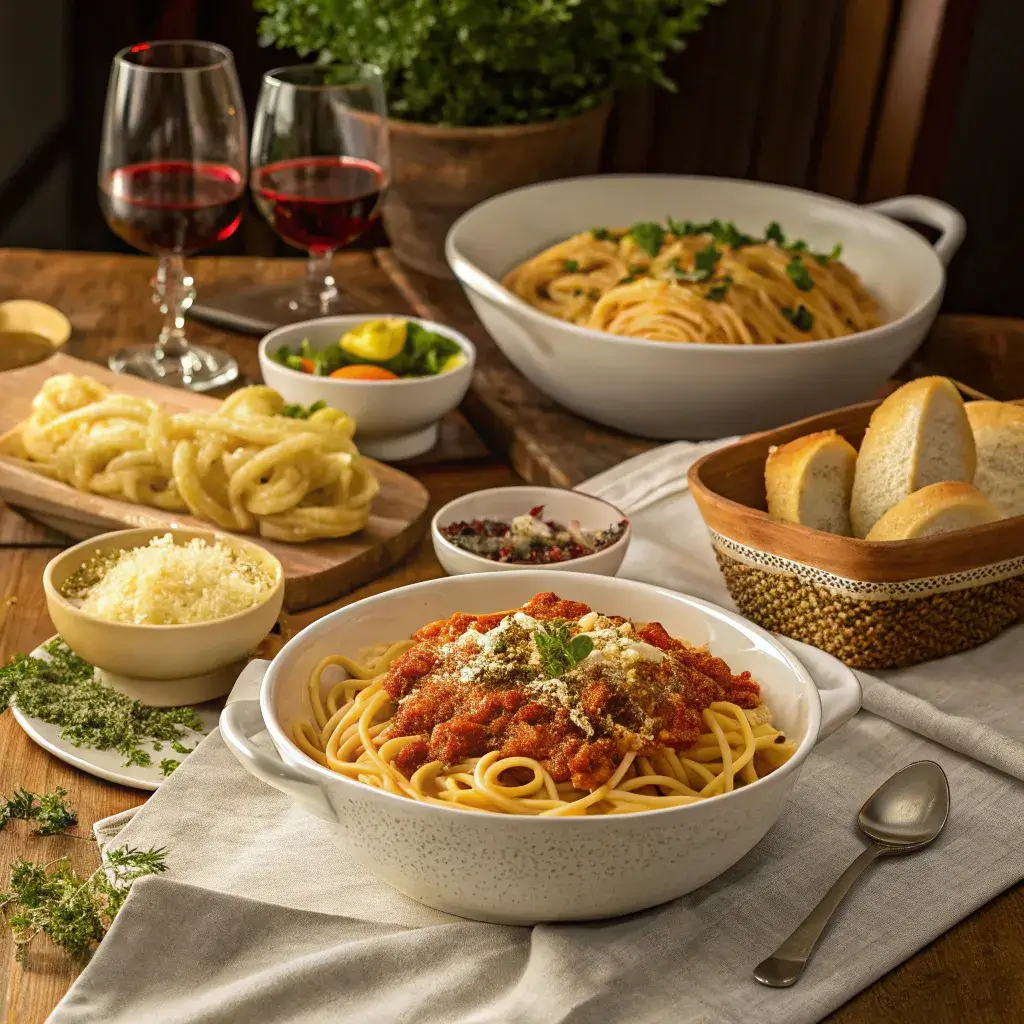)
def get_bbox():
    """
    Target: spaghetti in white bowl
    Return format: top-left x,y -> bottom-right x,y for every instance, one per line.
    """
446,175 -> 965,438
220,571 -> 861,923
